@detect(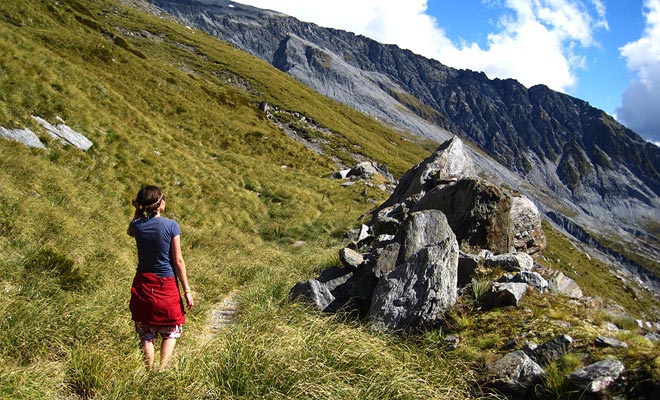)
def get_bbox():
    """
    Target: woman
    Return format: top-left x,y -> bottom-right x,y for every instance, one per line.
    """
128,185 -> 194,369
